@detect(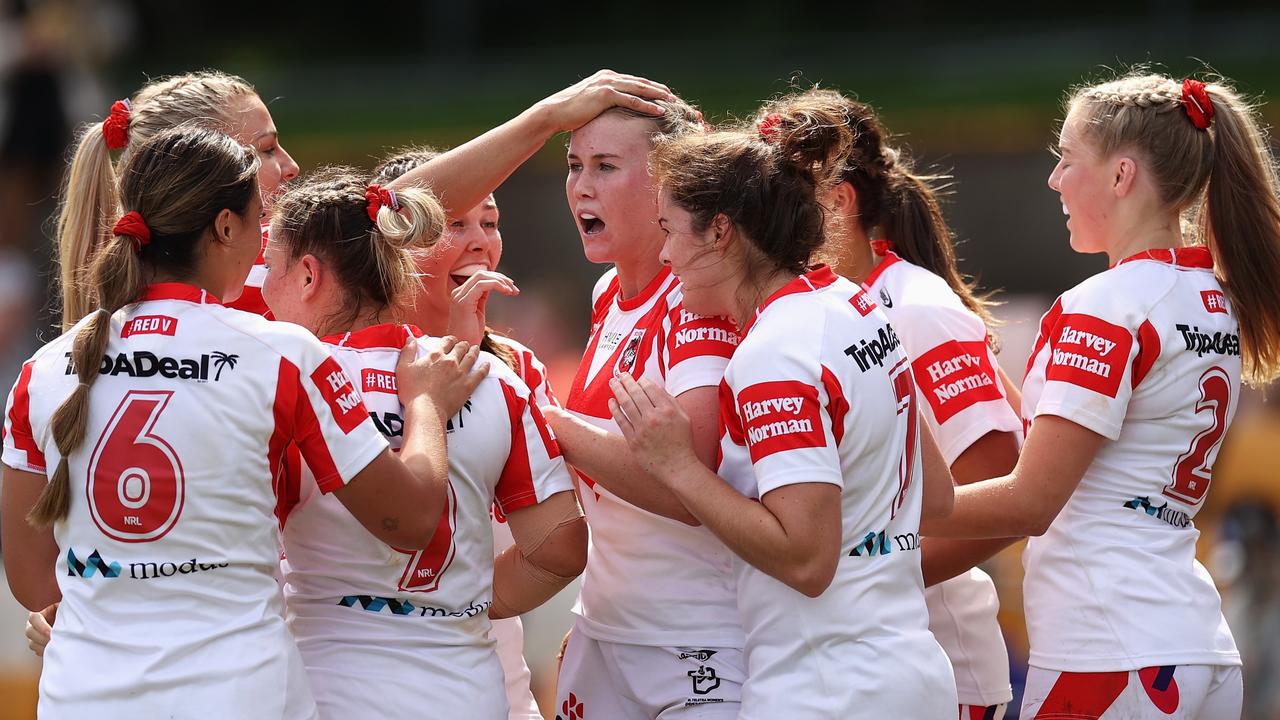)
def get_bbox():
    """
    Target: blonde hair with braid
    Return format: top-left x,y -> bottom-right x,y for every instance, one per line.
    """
1070,71 -> 1280,385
